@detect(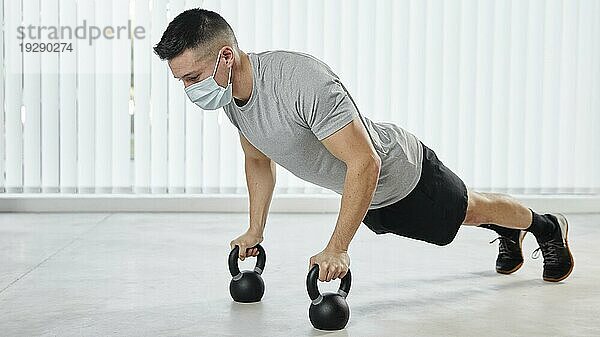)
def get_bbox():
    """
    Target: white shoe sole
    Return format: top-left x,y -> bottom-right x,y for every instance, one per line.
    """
545,213 -> 575,282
